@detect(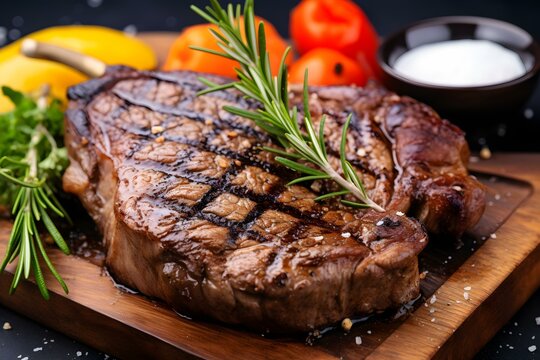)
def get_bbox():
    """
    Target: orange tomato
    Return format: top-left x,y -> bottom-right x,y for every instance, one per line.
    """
289,48 -> 368,86
163,17 -> 292,78
290,0 -> 379,77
